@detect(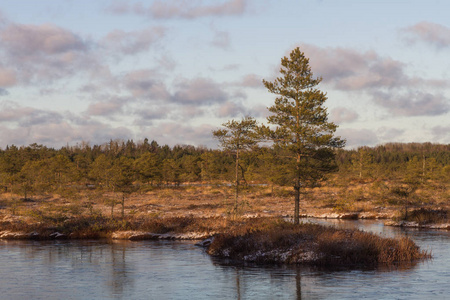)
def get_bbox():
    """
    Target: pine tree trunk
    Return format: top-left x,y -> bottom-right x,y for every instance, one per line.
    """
121,194 -> 125,219
294,183 -> 300,225
234,149 -> 239,214
294,153 -> 301,224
